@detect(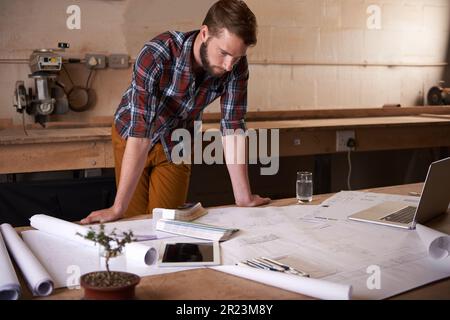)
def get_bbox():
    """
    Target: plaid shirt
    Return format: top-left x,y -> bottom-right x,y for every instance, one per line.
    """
114,30 -> 249,162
